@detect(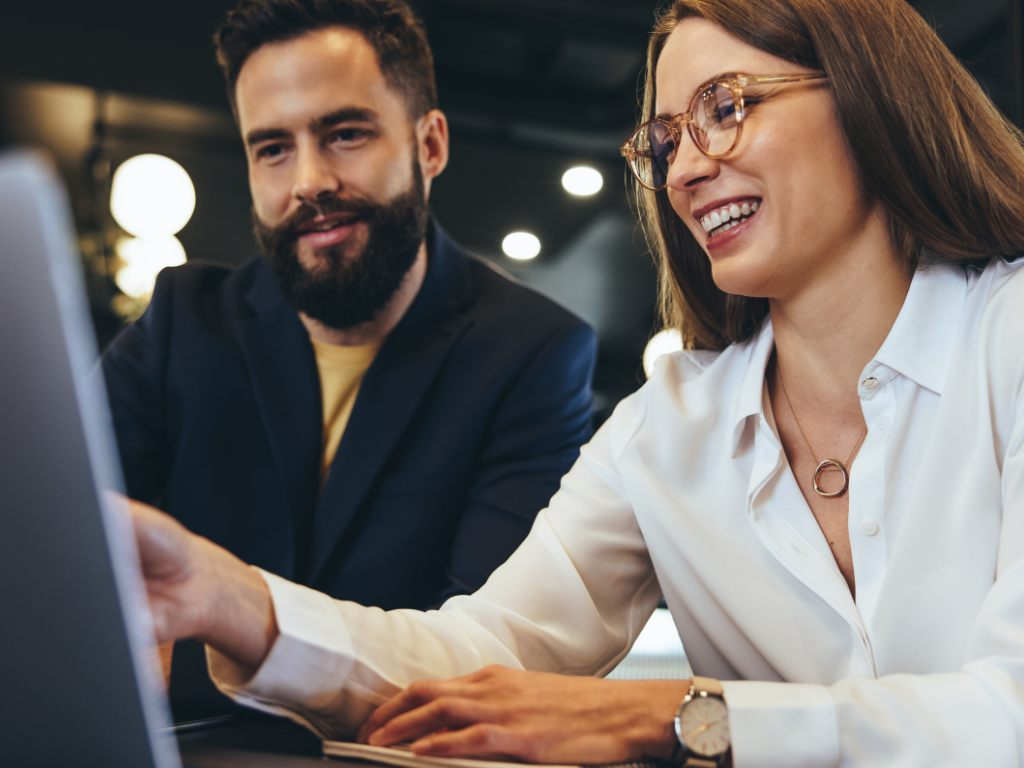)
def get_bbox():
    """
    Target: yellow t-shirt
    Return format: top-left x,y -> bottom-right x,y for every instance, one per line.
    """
310,337 -> 381,487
